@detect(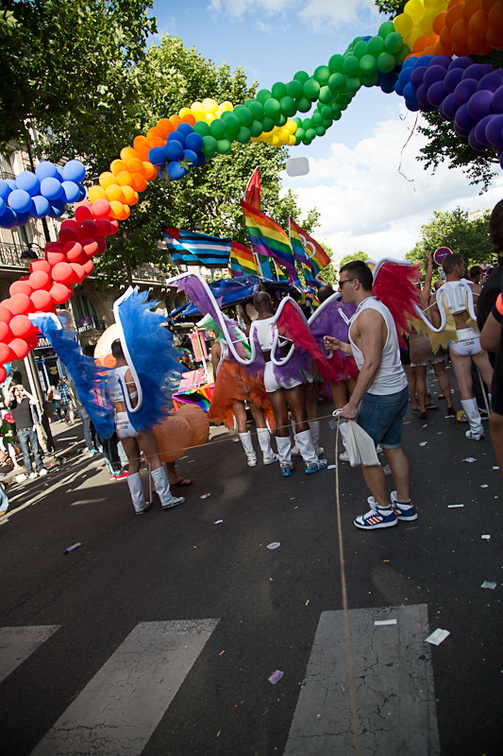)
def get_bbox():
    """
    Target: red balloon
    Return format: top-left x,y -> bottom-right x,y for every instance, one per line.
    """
64,241 -> 84,261
0,365 -> 7,384
74,203 -> 93,222
47,250 -> 66,266
0,322 -> 11,341
96,237 -> 107,254
61,218 -> 79,232
110,220 -> 119,234
81,237 -> 99,257
50,283 -> 72,304
95,218 -> 113,237
82,259 -> 94,275
30,289 -> 53,311
78,219 -> 99,238
29,270 -> 51,290
6,293 -> 30,315
30,259 -> 52,274
0,305 -> 11,323
45,242 -> 63,254
10,315 -> 34,338
52,262 -> 74,283
0,343 -> 13,363
25,331 -> 39,349
8,338 -> 30,360
58,226 -> 80,246
92,199 -> 111,219
9,281 -> 32,297
70,263 -> 86,282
